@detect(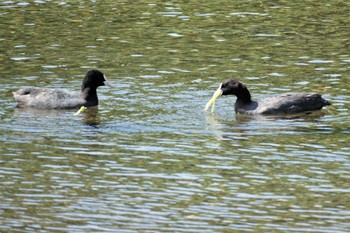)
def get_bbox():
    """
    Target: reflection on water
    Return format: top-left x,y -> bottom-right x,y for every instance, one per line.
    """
81,107 -> 100,127
1,0 -> 350,232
